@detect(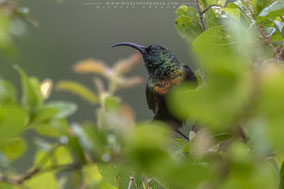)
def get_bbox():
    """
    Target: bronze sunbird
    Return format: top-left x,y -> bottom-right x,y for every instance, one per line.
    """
111,42 -> 197,140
